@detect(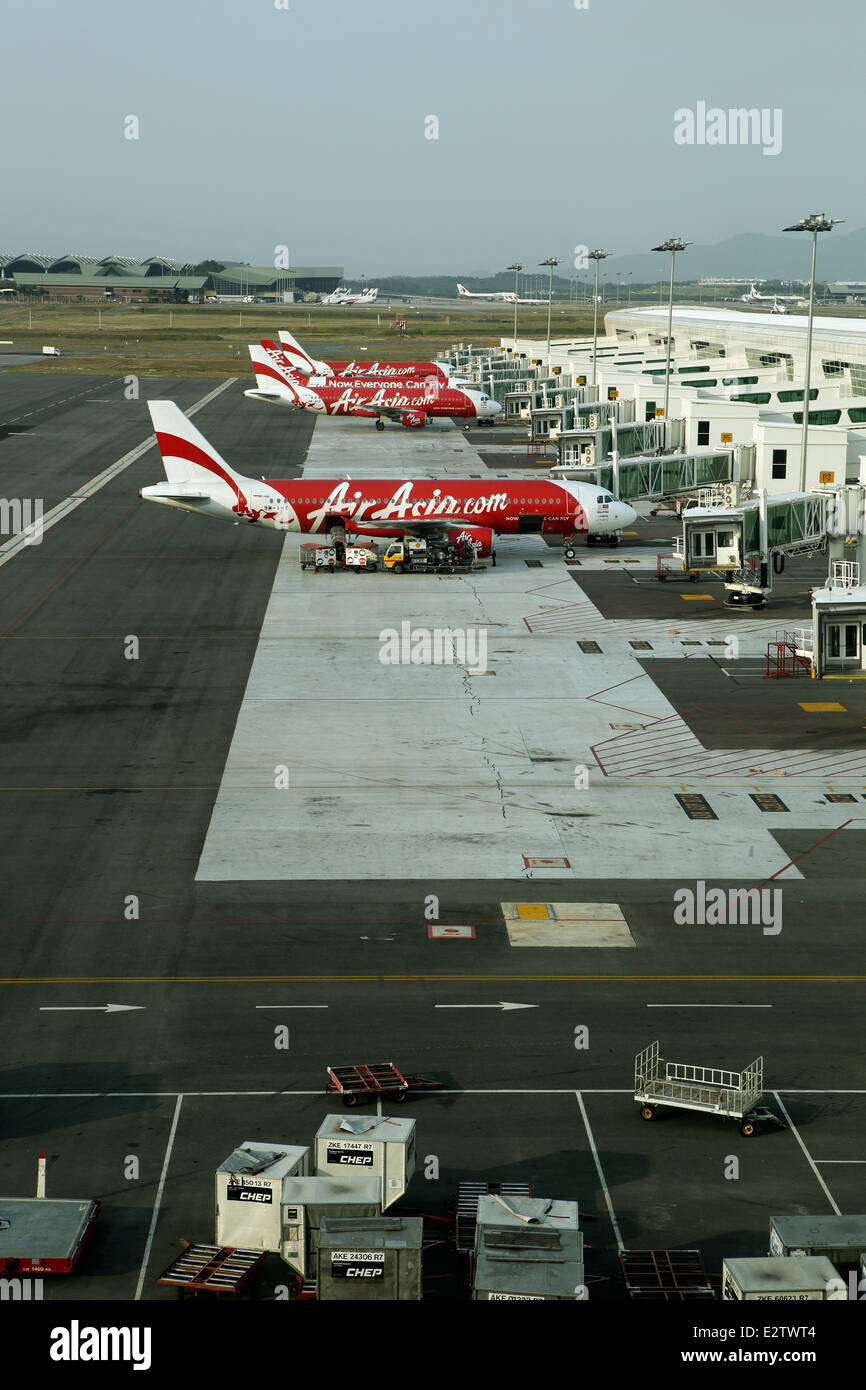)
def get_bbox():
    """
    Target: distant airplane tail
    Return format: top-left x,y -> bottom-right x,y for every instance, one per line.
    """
246,342 -> 313,405
456,283 -> 471,297
359,286 -> 378,302
144,401 -> 250,506
277,329 -> 328,375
